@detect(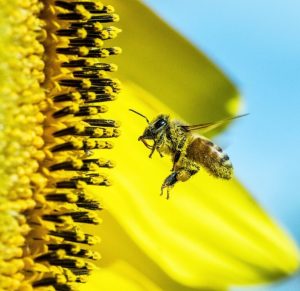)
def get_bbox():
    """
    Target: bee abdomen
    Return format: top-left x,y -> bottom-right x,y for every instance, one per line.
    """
186,137 -> 233,179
